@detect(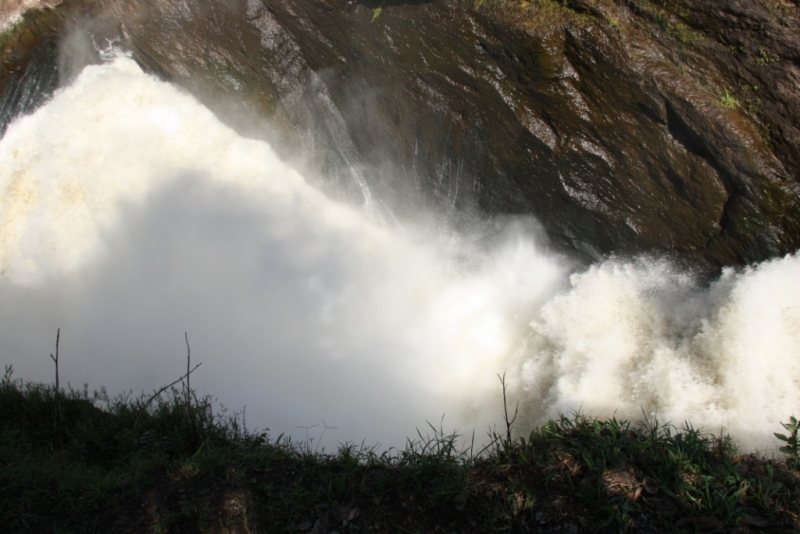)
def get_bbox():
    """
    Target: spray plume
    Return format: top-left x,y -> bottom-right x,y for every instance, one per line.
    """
1,55 -> 798,451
